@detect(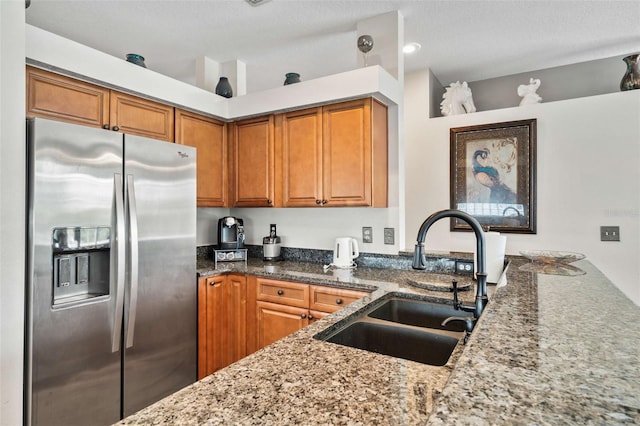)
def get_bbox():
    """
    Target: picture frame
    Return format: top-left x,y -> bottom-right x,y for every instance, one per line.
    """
450,118 -> 537,233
